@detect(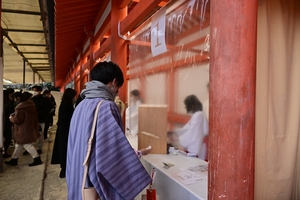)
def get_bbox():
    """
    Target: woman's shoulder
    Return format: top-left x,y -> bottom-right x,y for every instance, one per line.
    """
192,111 -> 205,118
